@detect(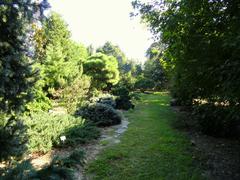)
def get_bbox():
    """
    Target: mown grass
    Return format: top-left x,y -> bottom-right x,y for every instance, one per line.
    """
87,92 -> 203,180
